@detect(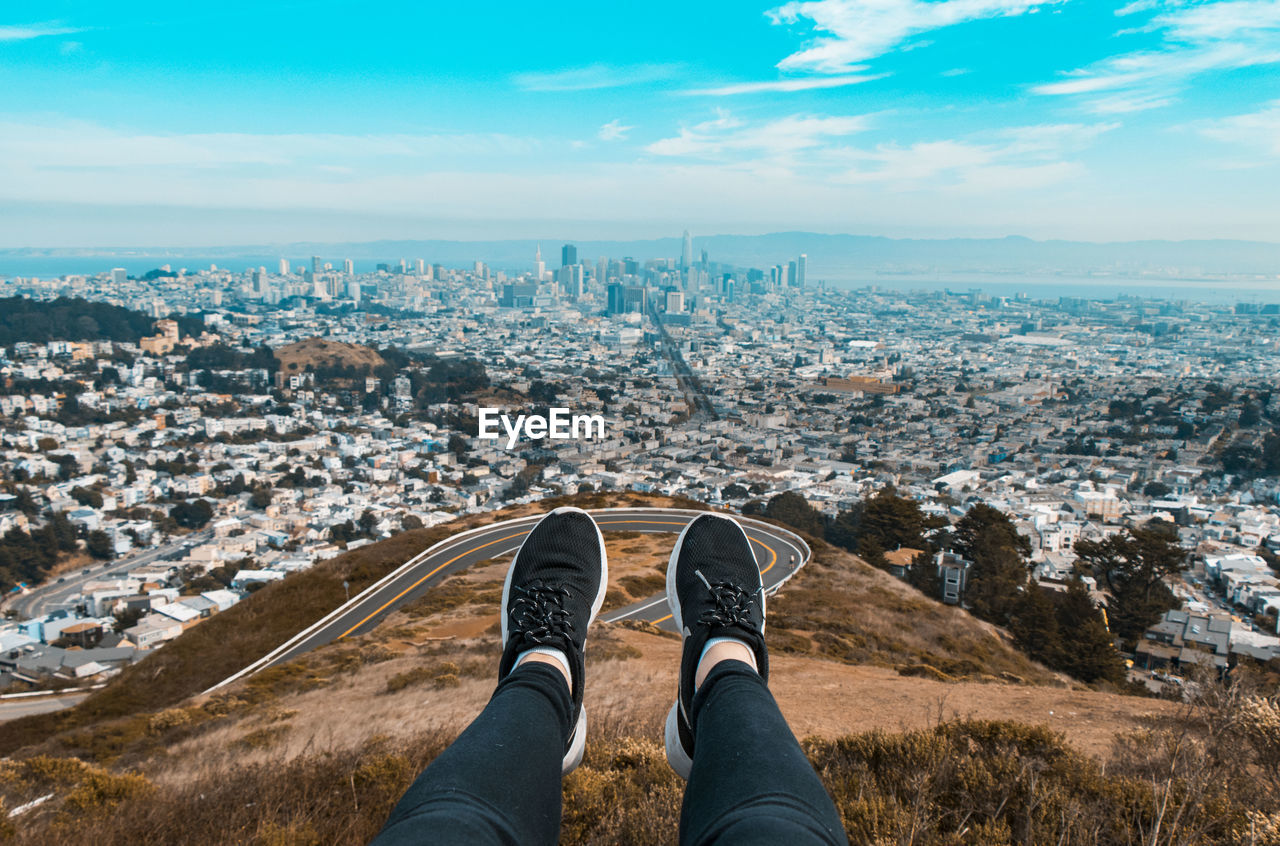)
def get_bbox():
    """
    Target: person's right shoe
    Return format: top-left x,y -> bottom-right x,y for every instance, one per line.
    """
664,513 -> 769,779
